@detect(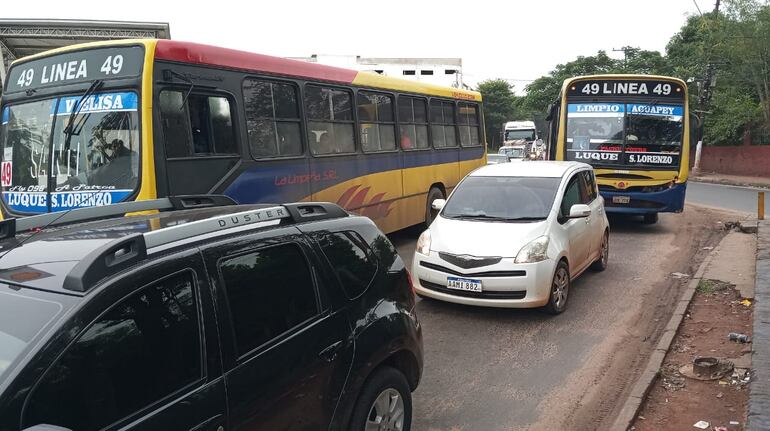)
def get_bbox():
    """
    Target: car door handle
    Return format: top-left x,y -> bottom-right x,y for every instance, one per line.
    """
318,340 -> 344,362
